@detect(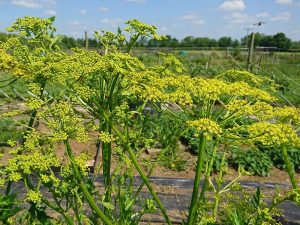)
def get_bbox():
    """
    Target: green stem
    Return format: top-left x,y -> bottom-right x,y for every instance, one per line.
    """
187,134 -> 206,225
42,198 -> 74,225
102,123 -> 112,217
133,146 -> 168,200
213,197 -> 220,218
199,140 -> 218,201
64,140 -> 113,225
100,110 -> 172,225
213,151 -> 227,218
102,73 -> 120,217
125,142 -> 172,225
133,124 -> 189,200
126,34 -> 140,53
281,145 -> 298,189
